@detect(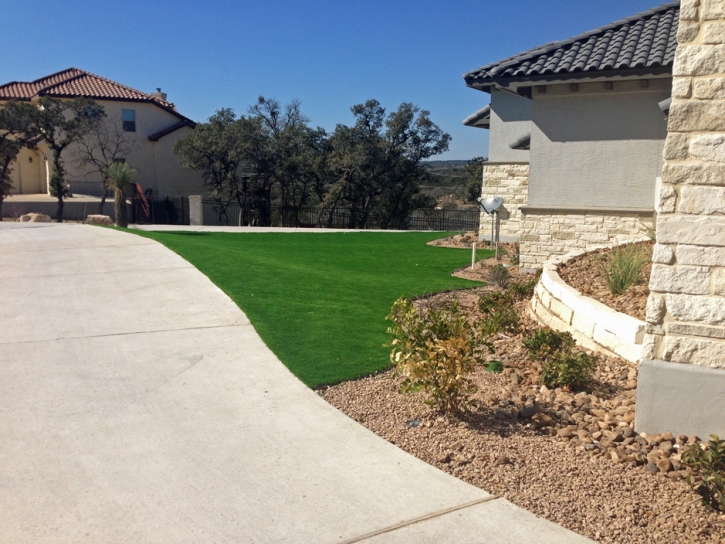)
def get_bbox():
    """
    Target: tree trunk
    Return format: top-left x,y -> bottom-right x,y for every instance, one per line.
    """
99,182 -> 109,214
0,196 -> 4,221
57,195 -> 64,223
114,188 -> 127,227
